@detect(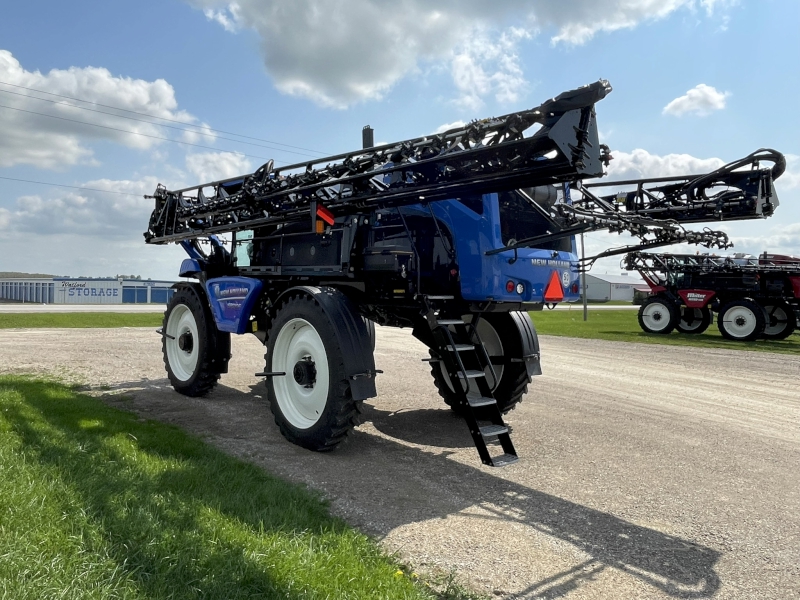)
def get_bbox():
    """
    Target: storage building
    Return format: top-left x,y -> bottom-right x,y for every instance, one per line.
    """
0,277 -> 177,305
583,273 -> 645,302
